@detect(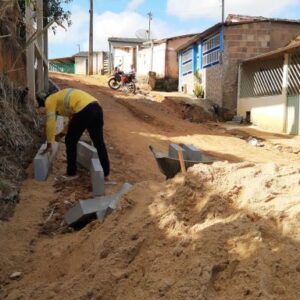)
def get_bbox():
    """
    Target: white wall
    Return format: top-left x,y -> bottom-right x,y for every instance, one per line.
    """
179,73 -> 194,94
137,43 -> 166,77
75,53 -> 104,75
238,95 -> 285,133
75,57 -> 87,75
93,52 -> 104,74
113,48 -> 133,73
